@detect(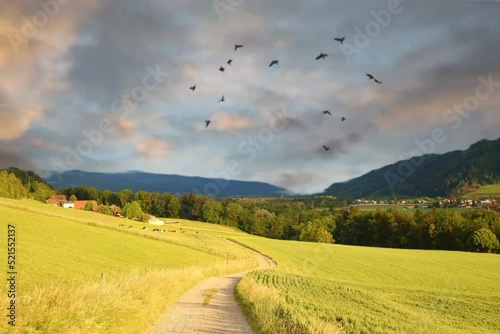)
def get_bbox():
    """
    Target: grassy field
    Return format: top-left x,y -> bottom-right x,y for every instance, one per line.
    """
0,198 -> 257,334
234,236 -> 500,334
463,184 -> 500,200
